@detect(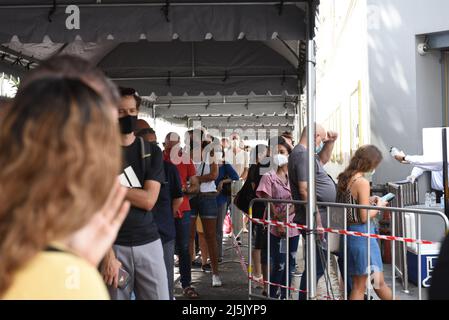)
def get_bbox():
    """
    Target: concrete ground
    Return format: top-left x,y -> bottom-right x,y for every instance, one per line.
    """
174,233 -> 249,300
